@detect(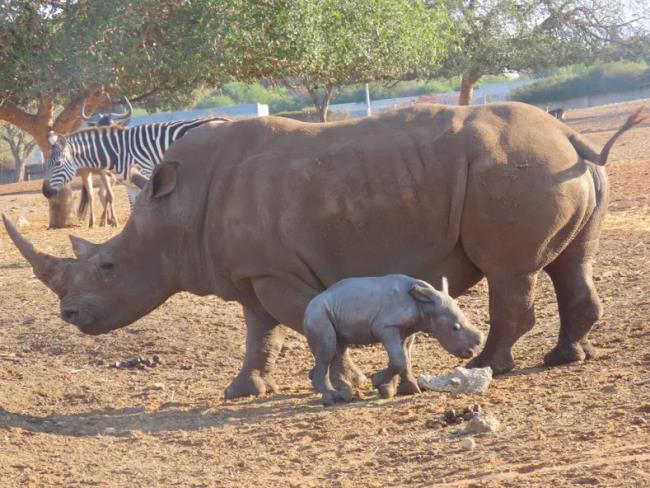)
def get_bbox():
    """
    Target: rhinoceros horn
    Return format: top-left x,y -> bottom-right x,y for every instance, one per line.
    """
2,214 -> 66,295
